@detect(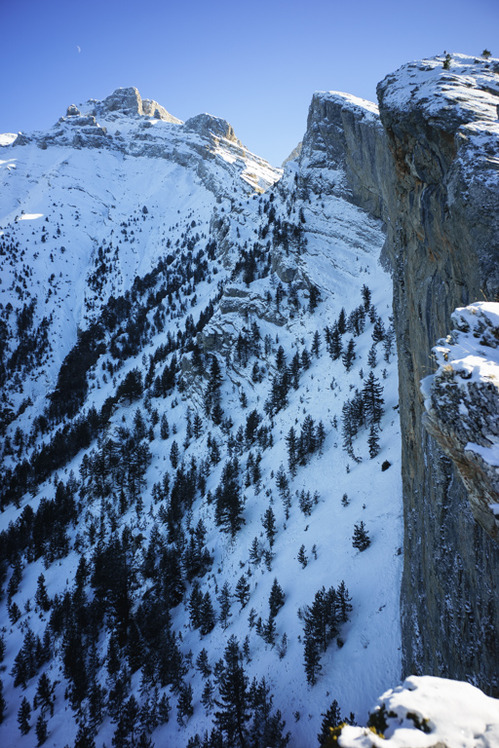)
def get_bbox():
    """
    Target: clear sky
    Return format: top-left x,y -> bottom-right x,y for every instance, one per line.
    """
2,0 -> 498,166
